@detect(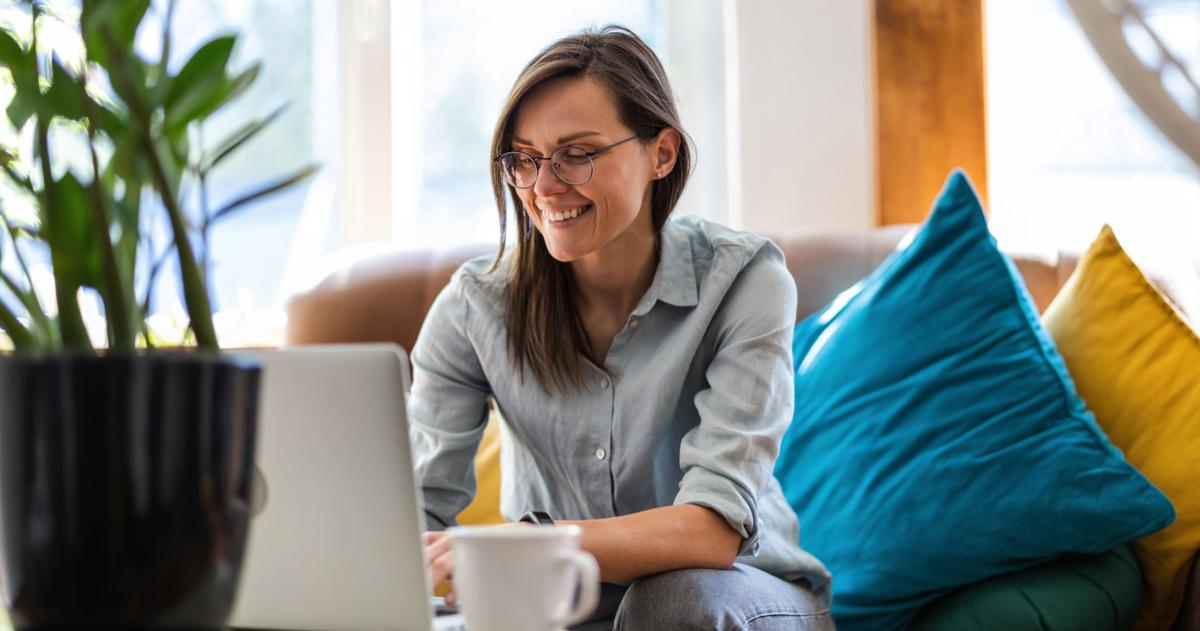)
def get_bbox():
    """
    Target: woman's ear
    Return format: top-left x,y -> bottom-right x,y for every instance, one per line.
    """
651,127 -> 682,179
